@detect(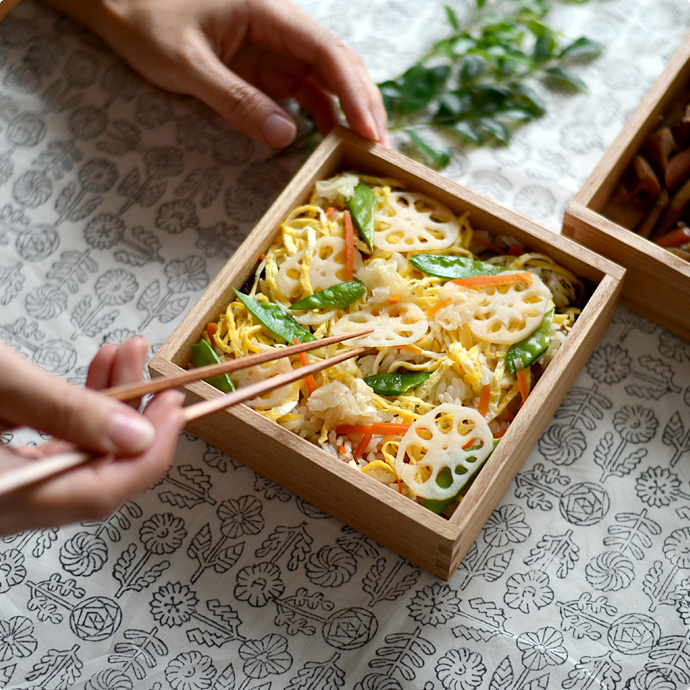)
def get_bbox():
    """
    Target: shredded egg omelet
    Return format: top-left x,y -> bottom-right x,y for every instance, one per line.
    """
207,172 -> 583,516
